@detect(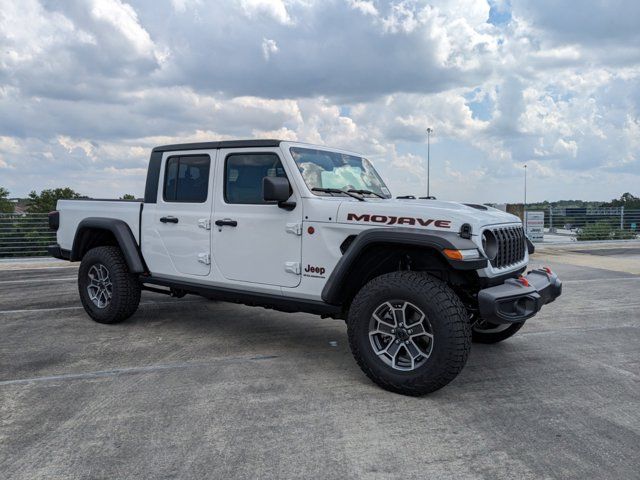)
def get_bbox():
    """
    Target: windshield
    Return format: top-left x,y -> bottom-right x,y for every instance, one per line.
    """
290,147 -> 391,198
